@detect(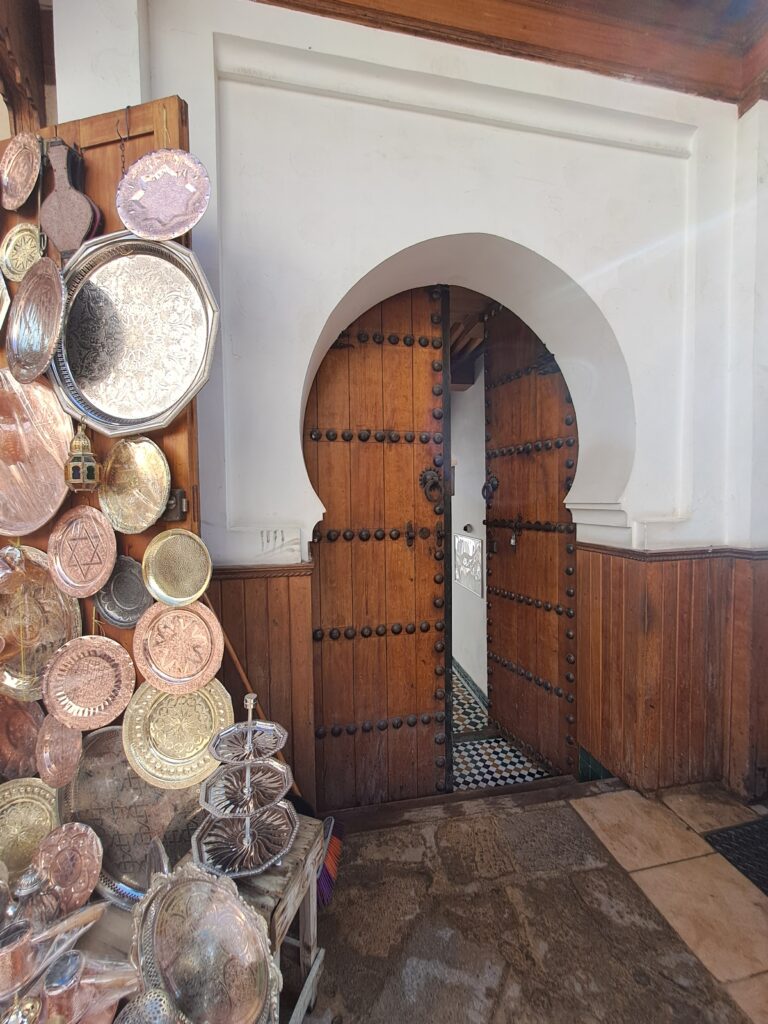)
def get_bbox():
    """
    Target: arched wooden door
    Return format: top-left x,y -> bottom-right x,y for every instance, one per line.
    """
304,287 -> 451,811
484,310 -> 578,775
